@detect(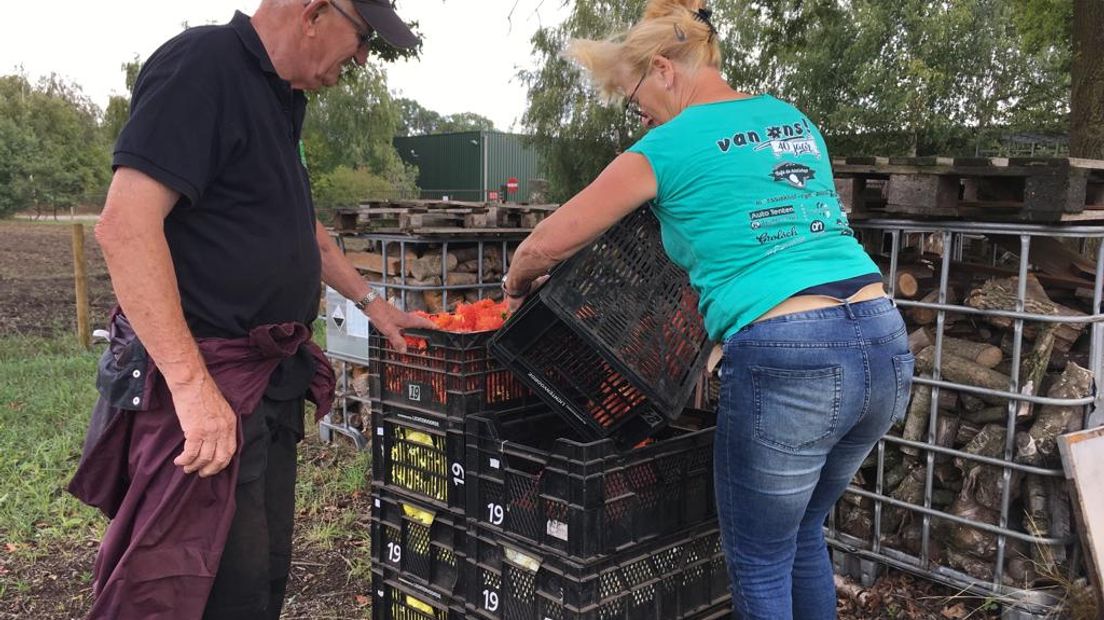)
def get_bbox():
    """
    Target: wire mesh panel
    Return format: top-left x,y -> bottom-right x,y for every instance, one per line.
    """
827,218 -> 1104,615
318,357 -> 370,449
